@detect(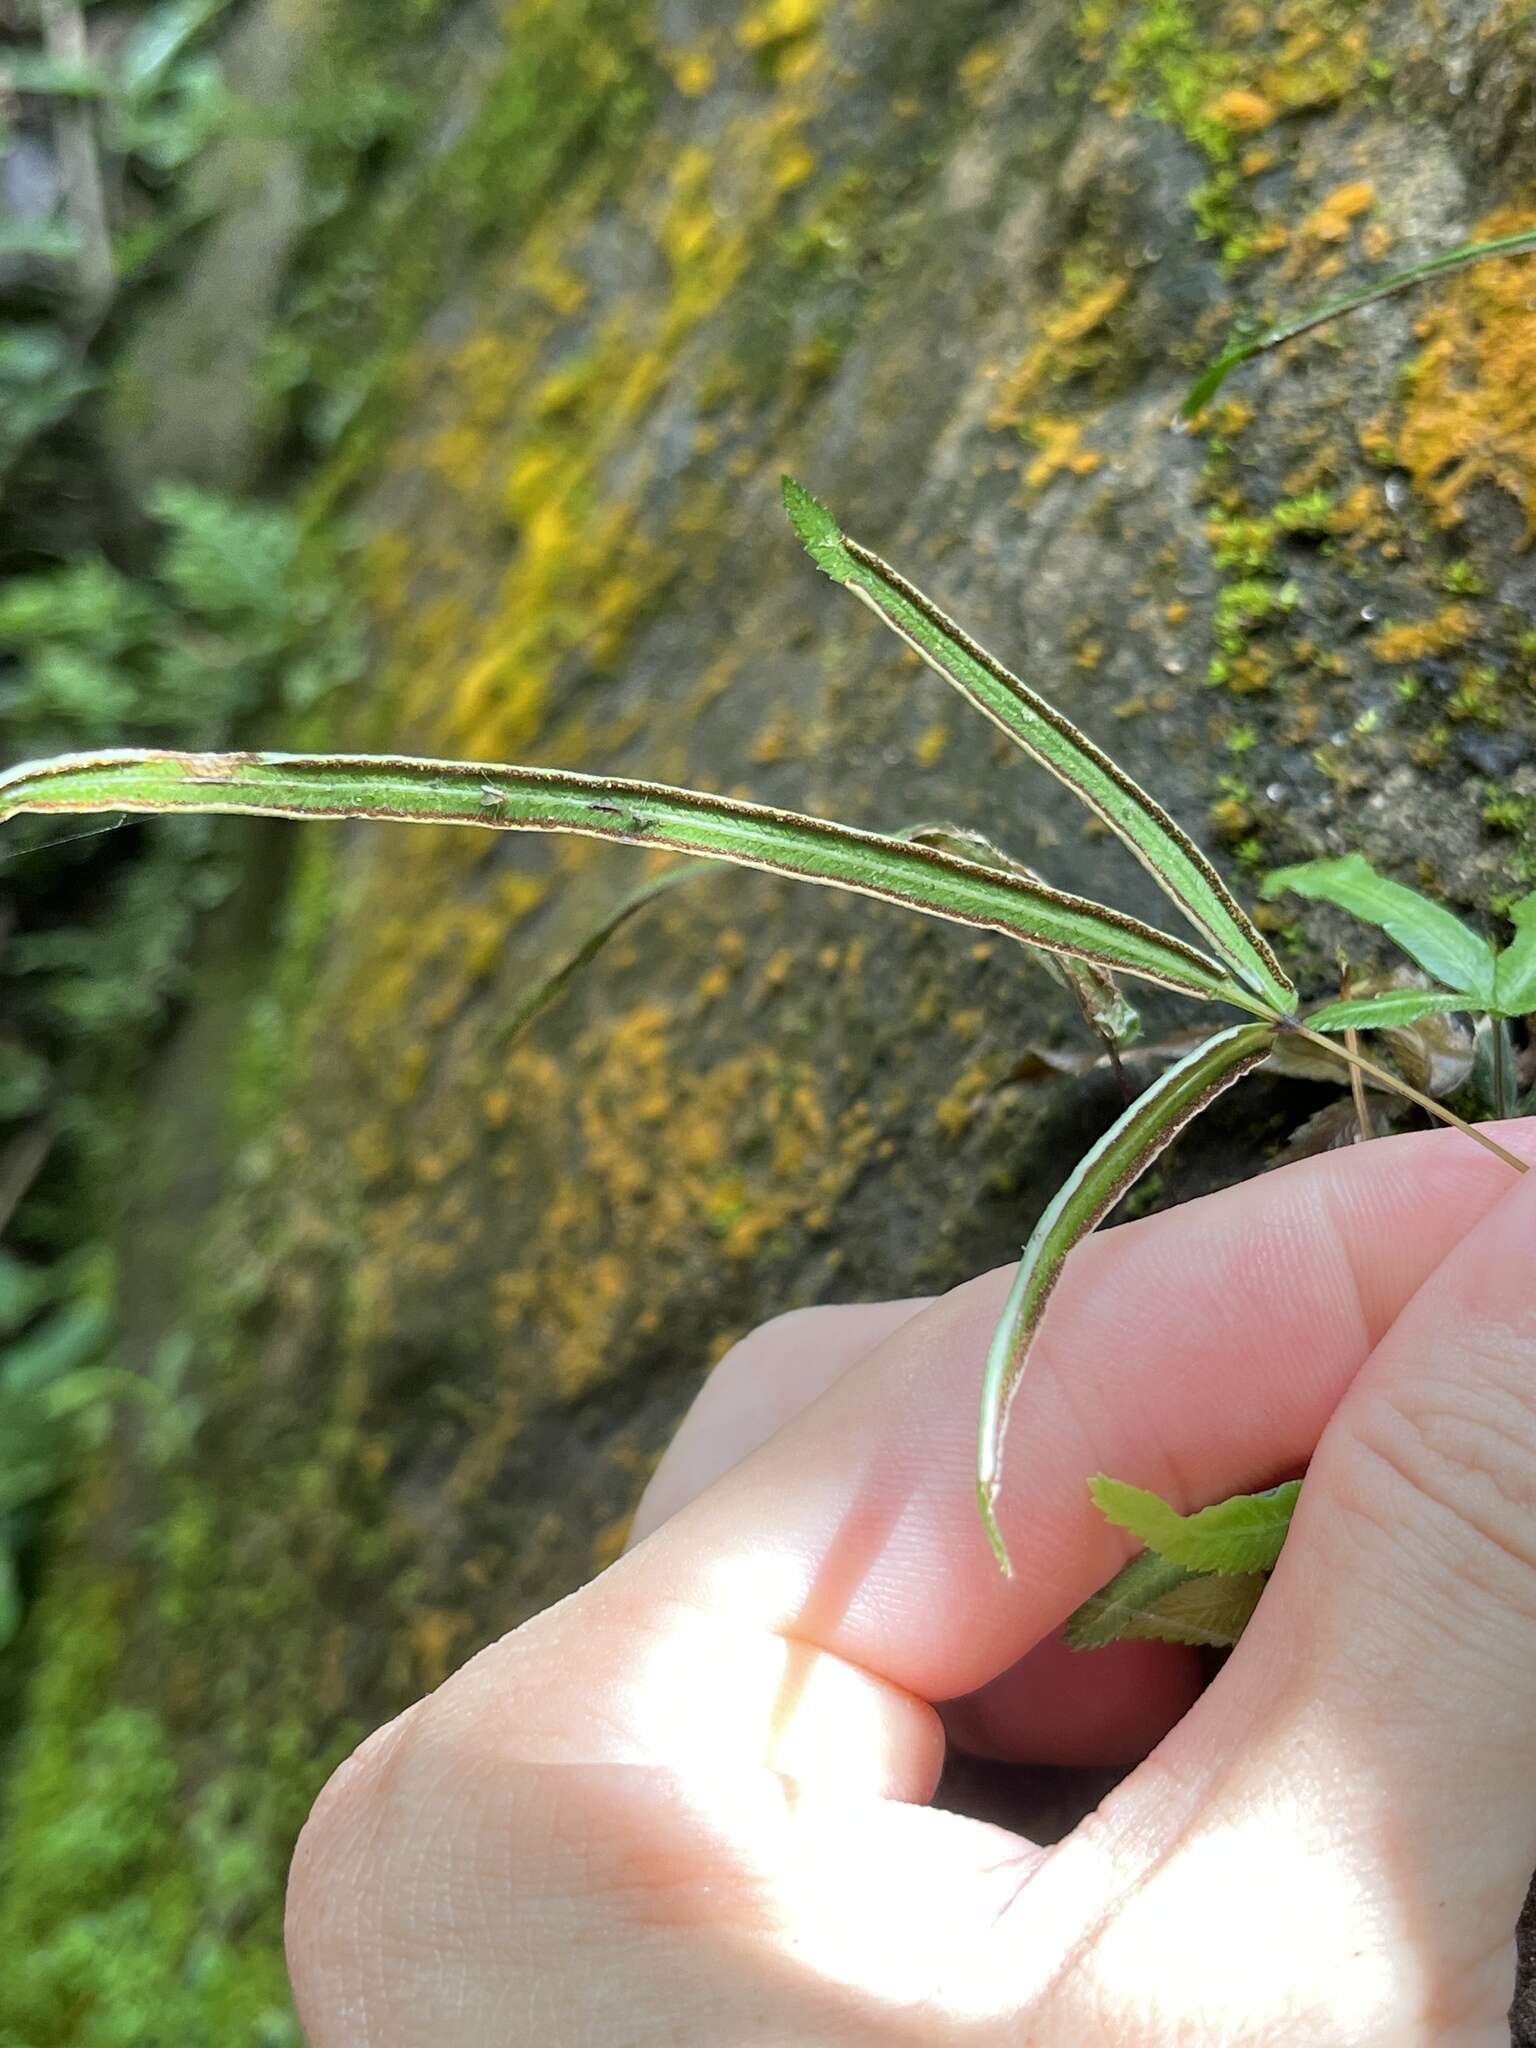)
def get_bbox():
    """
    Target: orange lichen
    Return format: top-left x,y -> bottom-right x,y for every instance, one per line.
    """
1371,604 -> 1477,662
913,719 -> 949,766
1210,87 -> 1276,131
1286,178 -> 1374,275
1388,204 -> 1536,541
1302,178 -> 1373,240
